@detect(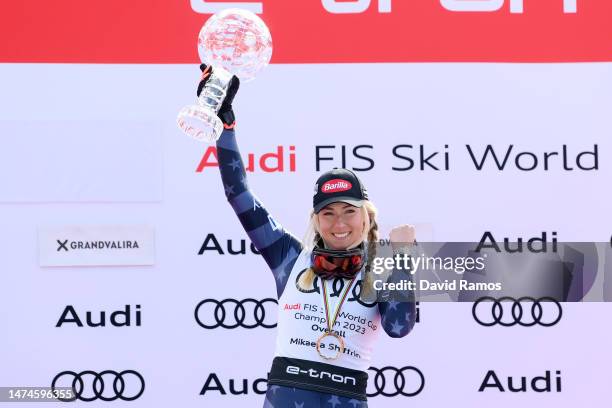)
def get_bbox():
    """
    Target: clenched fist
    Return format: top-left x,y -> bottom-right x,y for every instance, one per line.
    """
389,224 -> 416,252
